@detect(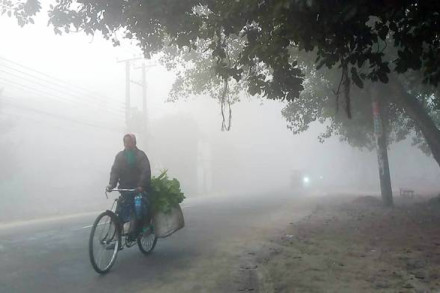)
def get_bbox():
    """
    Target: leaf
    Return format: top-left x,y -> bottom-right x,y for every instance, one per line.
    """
316,59 -> 326,70
378,71 -> 389,83
378,26 -> 389,41
351,67 -> 363,88
150,170 -> 185,213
